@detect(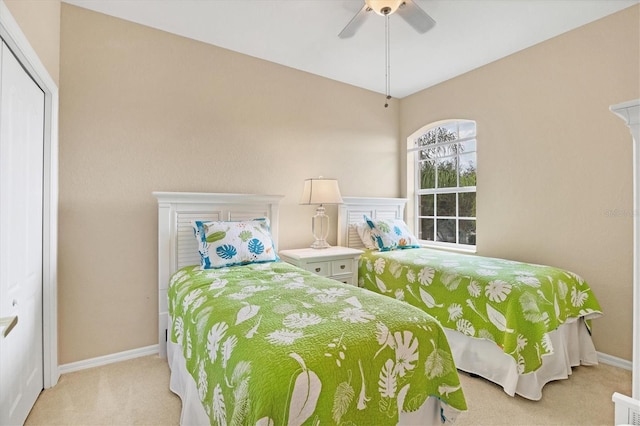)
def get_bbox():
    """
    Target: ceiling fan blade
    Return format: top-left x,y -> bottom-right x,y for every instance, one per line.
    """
338,4 -> 371,39
397,0 -> 436,34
